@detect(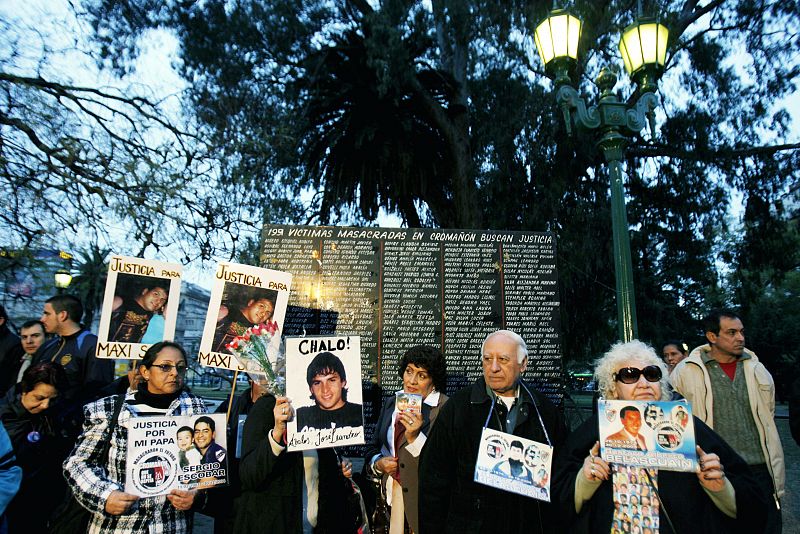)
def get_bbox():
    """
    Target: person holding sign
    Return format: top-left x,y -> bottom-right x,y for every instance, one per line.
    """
366,345 -> 448,534
63,341 -> 208,533
553,340 -> 767,533
419,330 -> 567,534
235,392 -> 357,533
